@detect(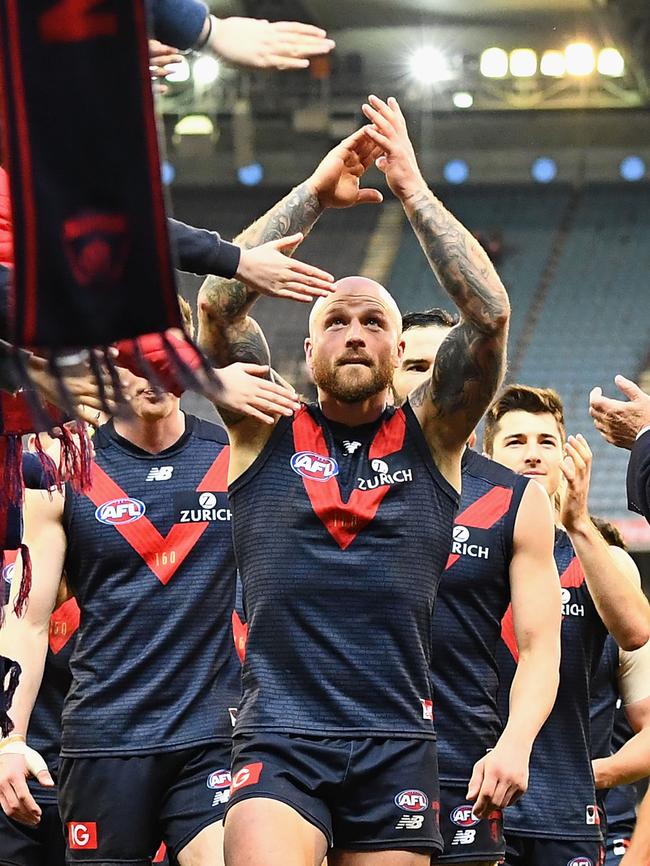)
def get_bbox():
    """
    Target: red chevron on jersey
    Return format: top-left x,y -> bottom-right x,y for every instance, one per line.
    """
500,552 -> 585,662
232,609 -> 248,663
292,407 -> 406,550
84,448 -> 229,584
49,596 -> 80,654
446,485 -> 513,570
560,556 -> 585,588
